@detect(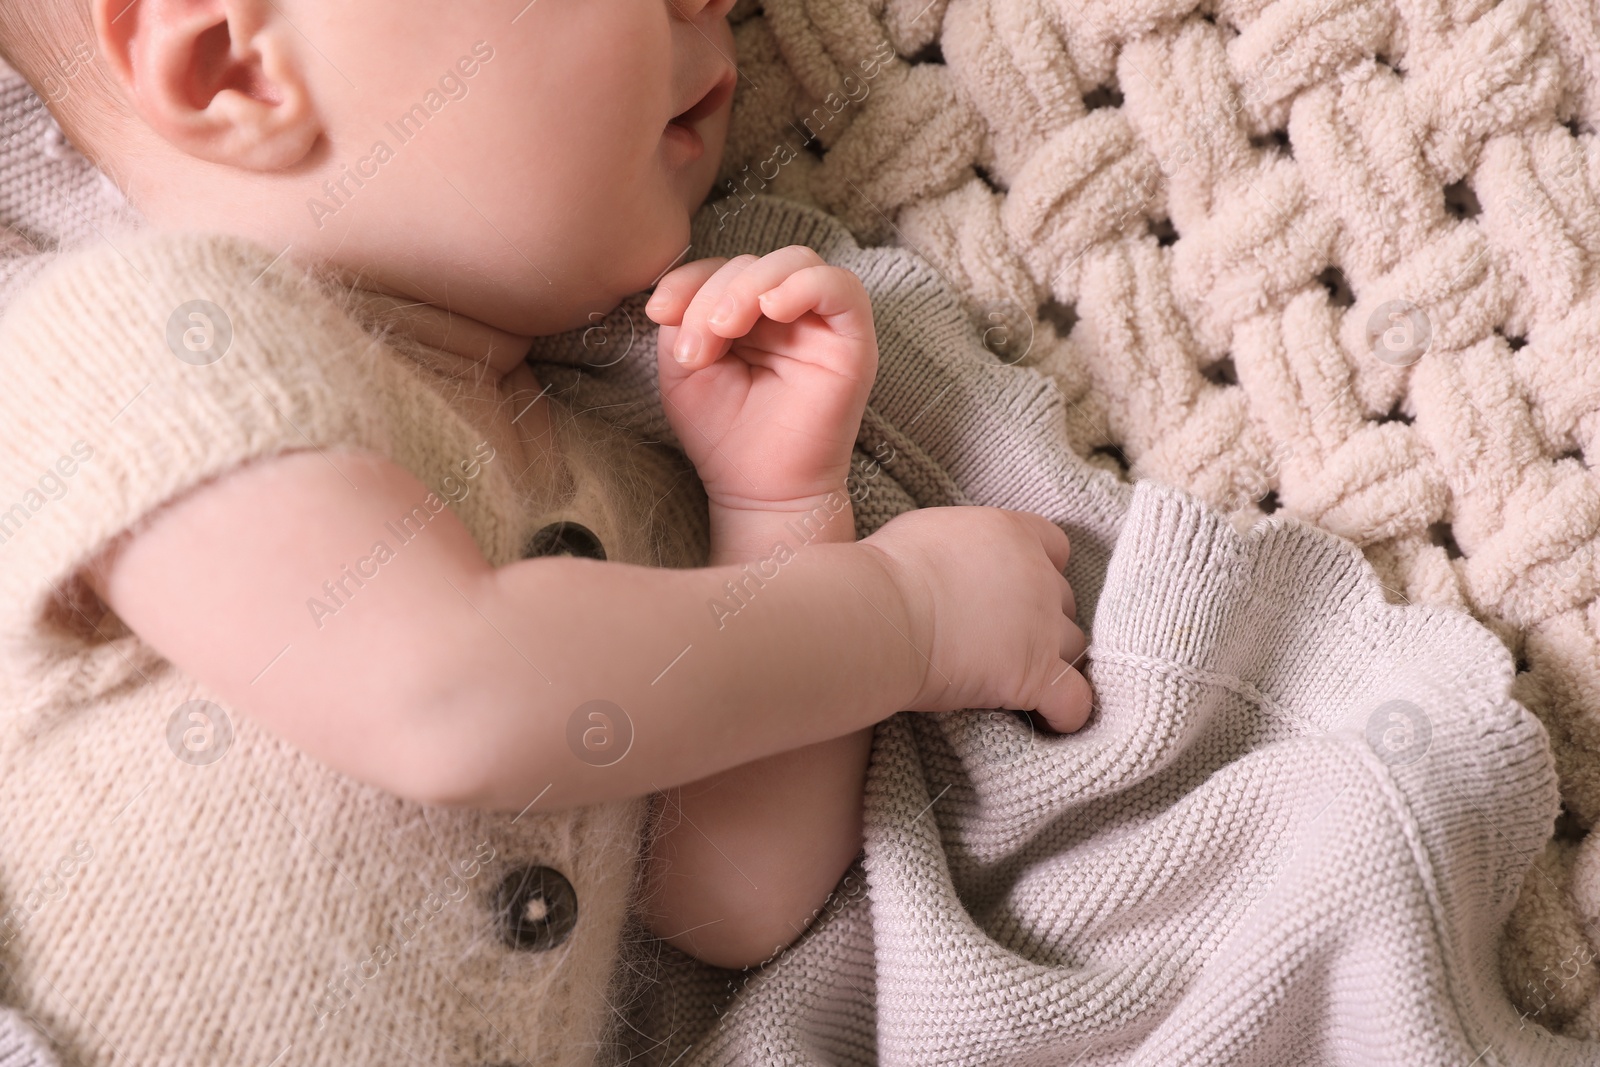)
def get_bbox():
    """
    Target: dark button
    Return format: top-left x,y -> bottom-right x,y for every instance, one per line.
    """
493,865 -> 578,951
524,521 -> 606,561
